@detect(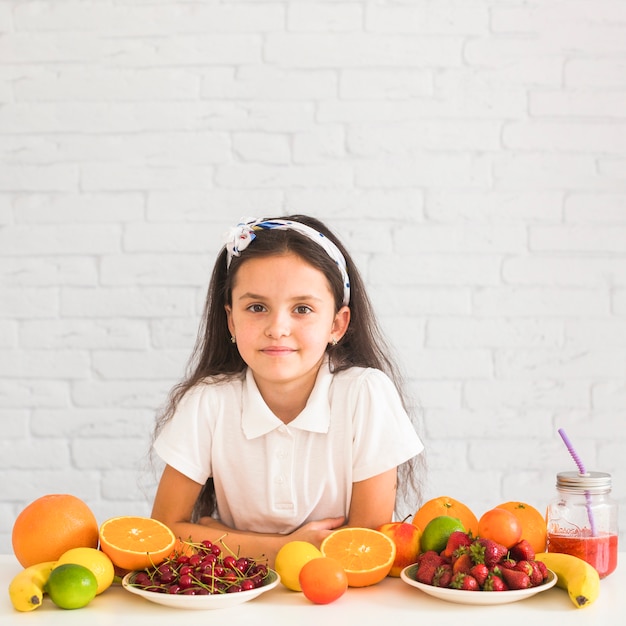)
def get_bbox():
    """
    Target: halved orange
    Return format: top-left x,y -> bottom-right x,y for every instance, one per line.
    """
99,516 -> 176,571
412,496 -> 479,537
320,527 -> 396,587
